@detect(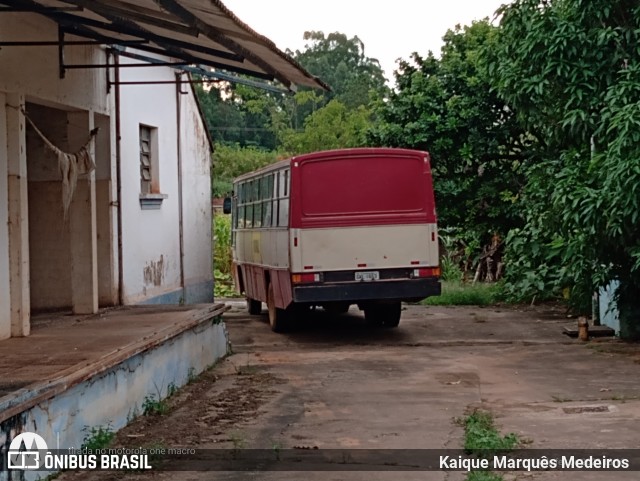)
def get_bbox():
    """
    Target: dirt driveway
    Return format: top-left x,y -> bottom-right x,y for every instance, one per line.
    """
59,302 -> 640,480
